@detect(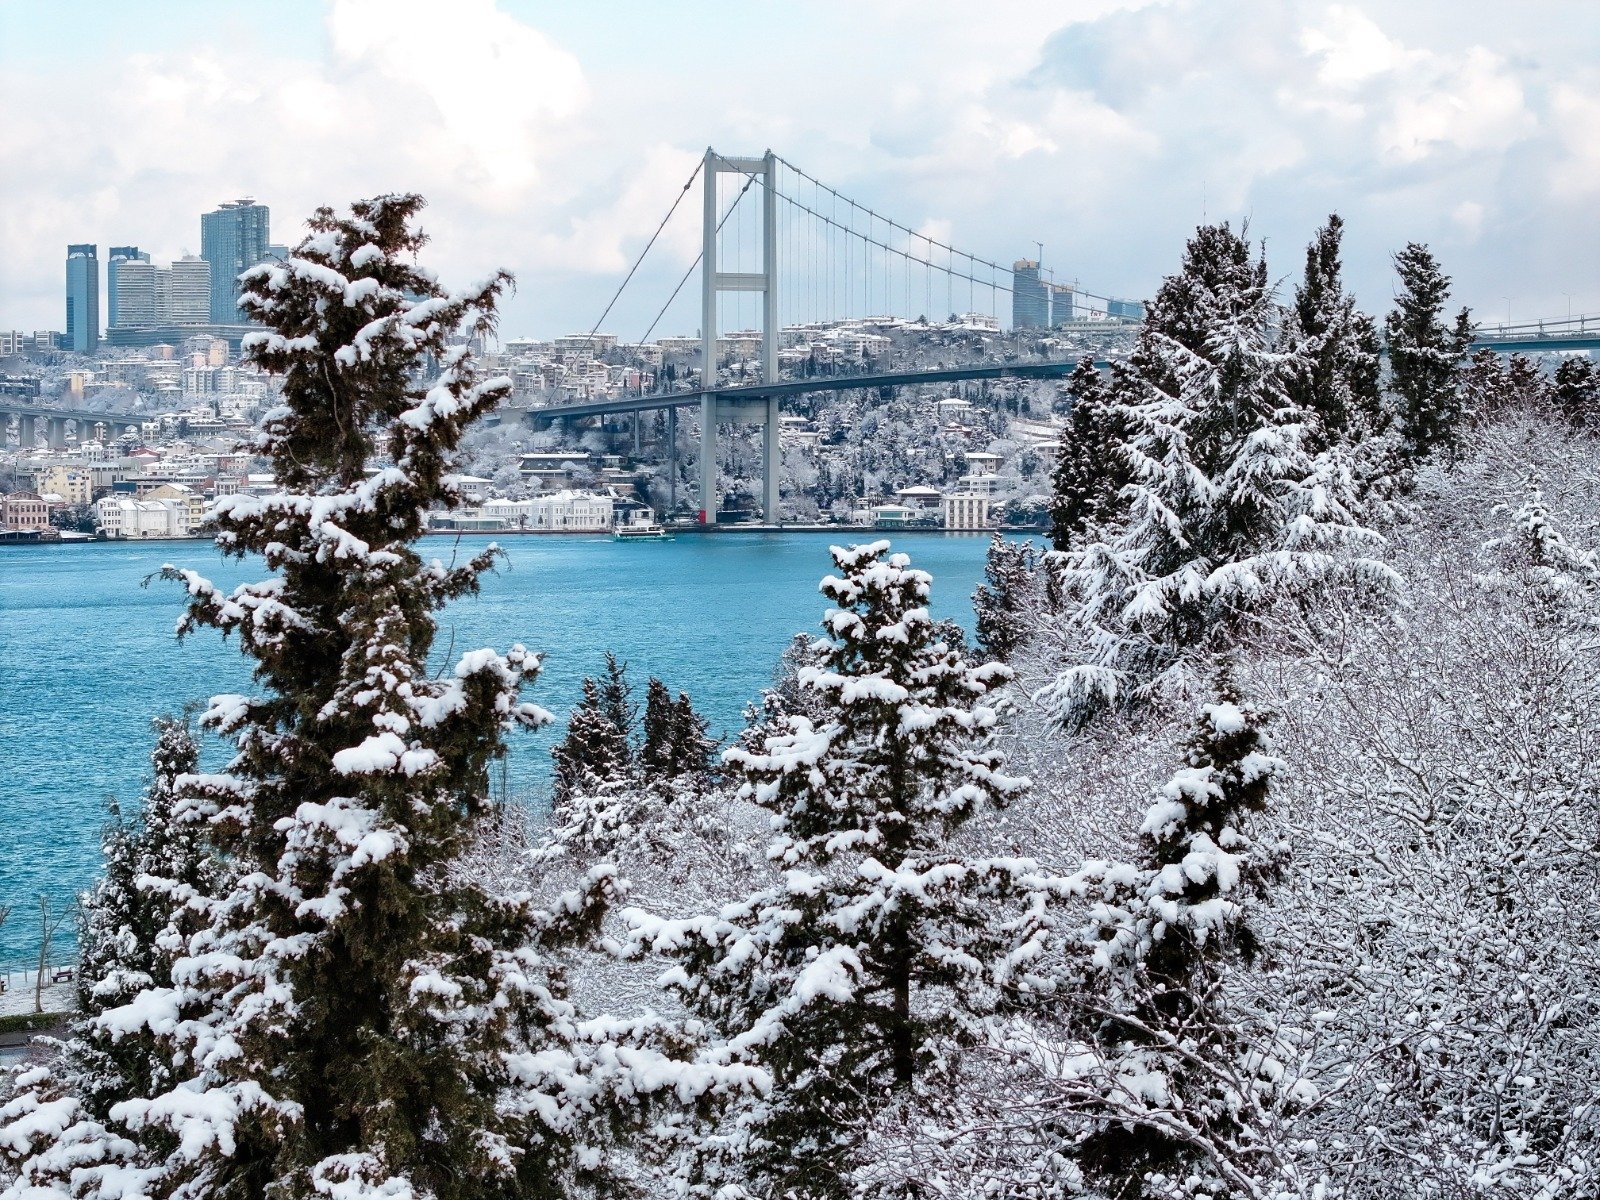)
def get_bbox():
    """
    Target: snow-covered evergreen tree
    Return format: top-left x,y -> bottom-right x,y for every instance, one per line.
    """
669,692 -> 716,779
638,680 -> 716,785
76,717 -> 213,1018
1553,356 -> 1599,427
552,675 -> 632,803
2,195 -> 635,1200
1028,675 -> 1310,1198
1049,357 -> 1132,552
1457,347 -> 1511,425
973,531 -> 1036,662
1284,214 -> 1383,450
630,542 -> 1029,1198
1487,472 -> 1599,618
640,676 -> 678,781
0,718 -> 226,1200
597,650 -> 638,761
1049,224 -> 1394,718
1386,242 -> 1473,460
